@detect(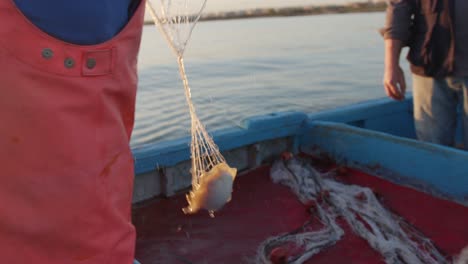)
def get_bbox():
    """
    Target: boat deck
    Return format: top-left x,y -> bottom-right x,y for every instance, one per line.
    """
133,162 -> 468,263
